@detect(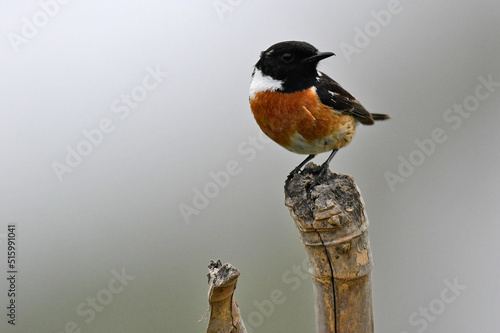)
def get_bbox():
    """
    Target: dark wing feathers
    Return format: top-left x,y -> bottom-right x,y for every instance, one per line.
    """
315,72 -> 375,125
